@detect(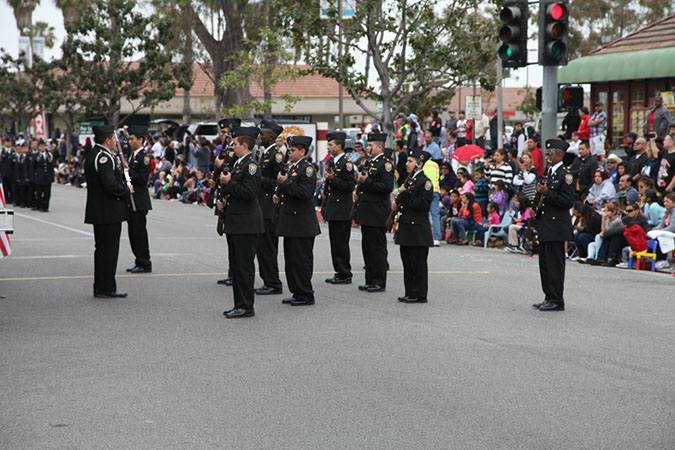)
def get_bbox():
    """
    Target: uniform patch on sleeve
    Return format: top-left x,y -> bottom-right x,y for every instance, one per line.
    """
346,161 -> 353,171
565,173 -> 573,185
248,163 -> 257,175
275,152 -> 283,163
305,166 -> 314,177
99,156 -> 108,164
425,180 -> 432,191
143,155 -> 150,165
385,162 -> 393,172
